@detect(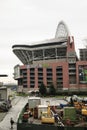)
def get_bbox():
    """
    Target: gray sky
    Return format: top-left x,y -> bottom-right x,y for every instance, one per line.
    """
0,0 -> 87,84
